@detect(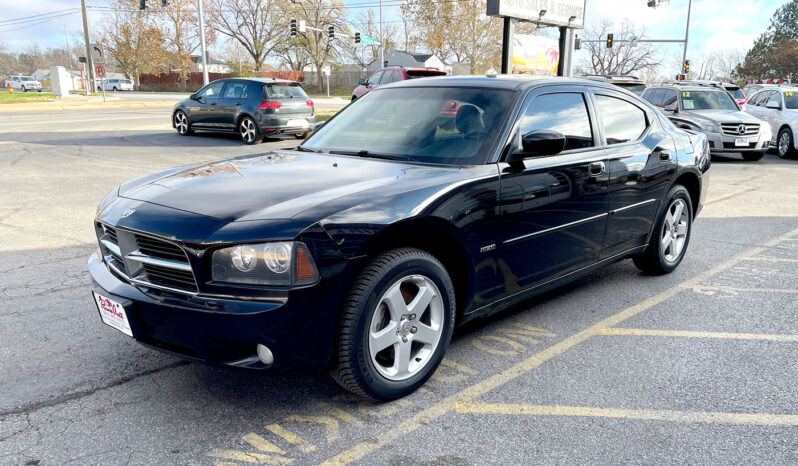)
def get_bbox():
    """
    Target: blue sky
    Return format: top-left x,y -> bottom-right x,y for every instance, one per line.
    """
0,0 -> 788,70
